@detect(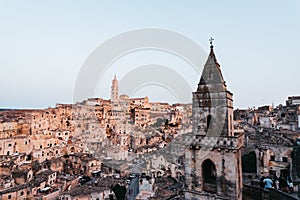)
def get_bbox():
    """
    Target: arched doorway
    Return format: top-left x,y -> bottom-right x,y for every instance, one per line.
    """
202,159 -> 217,193
242,151 -> 257,173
